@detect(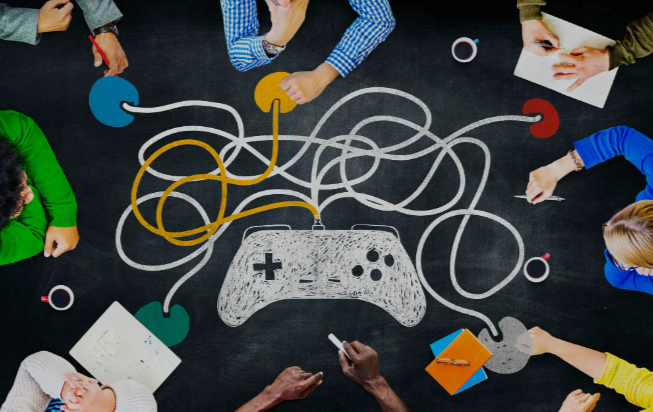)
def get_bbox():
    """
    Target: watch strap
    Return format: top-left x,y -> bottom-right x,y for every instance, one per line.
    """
93,24 -> 118,37
262,36 -> 285,57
